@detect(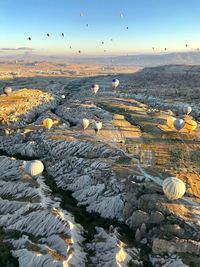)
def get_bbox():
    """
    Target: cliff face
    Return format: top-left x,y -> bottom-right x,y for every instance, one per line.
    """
0,66 -> 200,267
